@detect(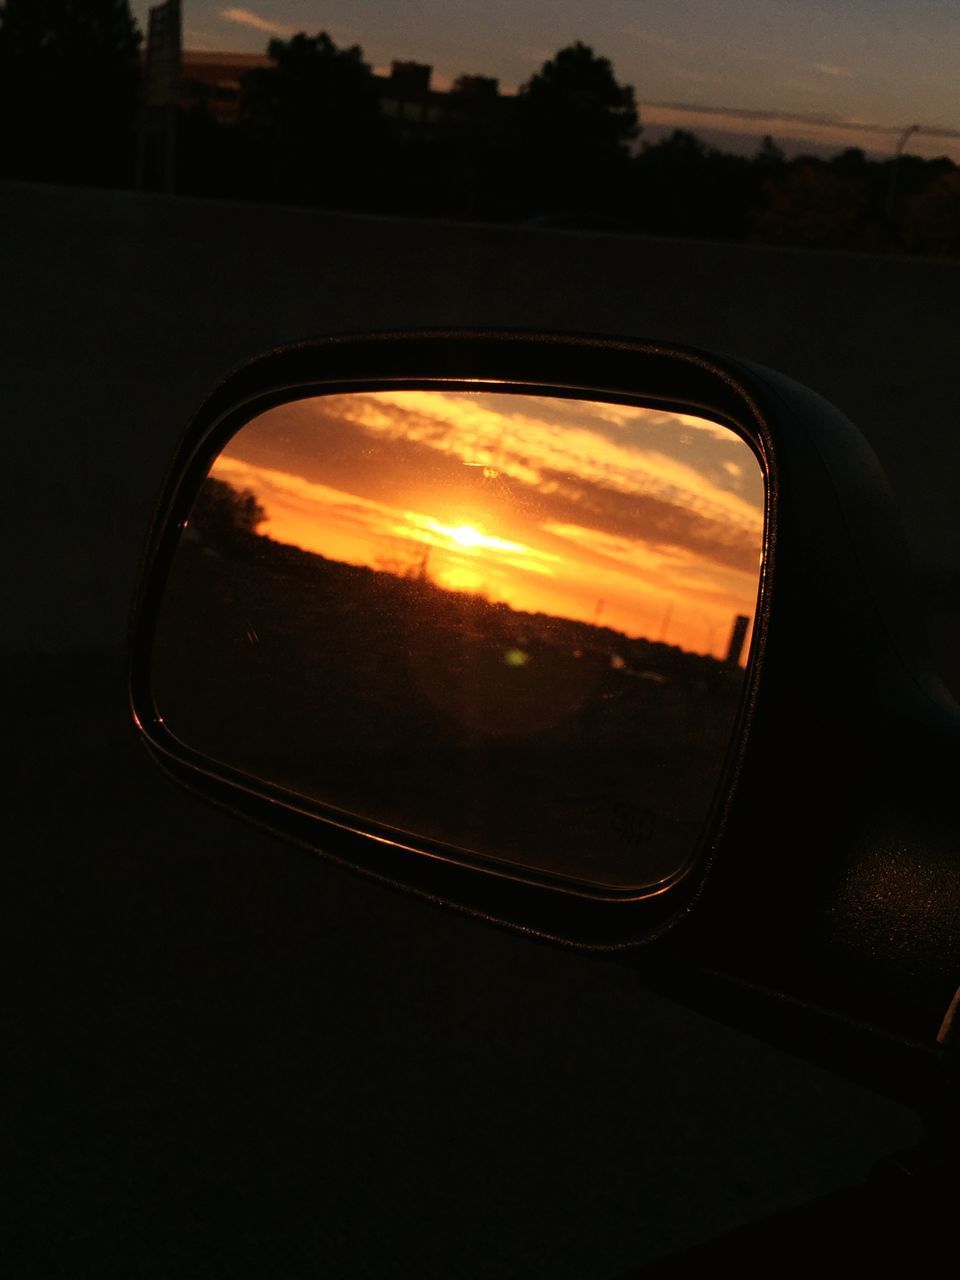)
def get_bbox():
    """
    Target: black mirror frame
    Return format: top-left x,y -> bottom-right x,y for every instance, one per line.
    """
129,330 -> 960,1088
130,332 -> 777,934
